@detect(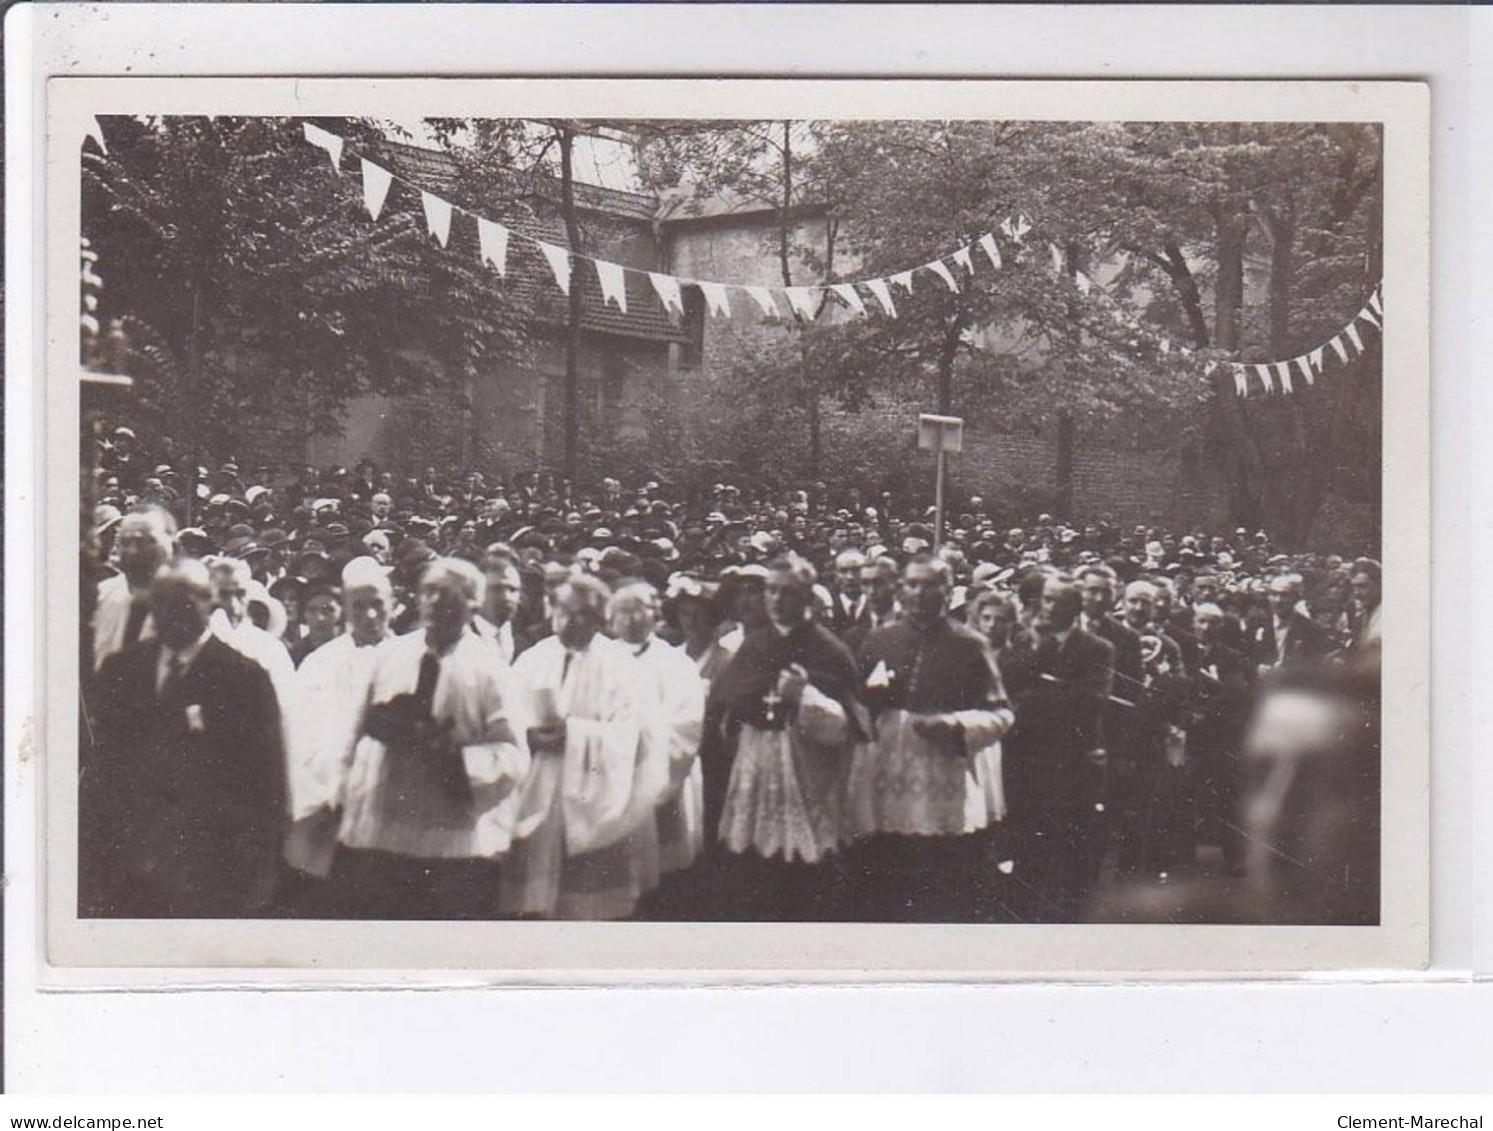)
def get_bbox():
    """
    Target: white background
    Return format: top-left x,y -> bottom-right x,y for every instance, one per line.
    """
6,2 -> 1490,1092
